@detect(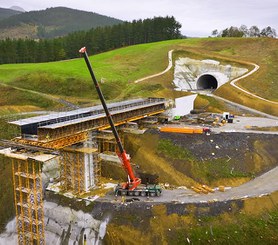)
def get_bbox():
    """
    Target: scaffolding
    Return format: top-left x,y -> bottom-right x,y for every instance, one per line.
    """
14,131 -> 88,150
95,131 -> 117,153
0,97 -> 167,243
60,136 -> 100,194
12,157 -> 45,245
